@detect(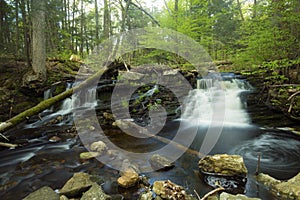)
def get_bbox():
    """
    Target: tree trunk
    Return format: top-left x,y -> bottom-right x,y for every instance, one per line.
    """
80,0 -> 84,57
31,0 -> 46,81
236,0 -> 244,21
103,0 -> 110,40
20,0 -> 31,66
15,0 -> 20,58
95,0 -> 99,47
